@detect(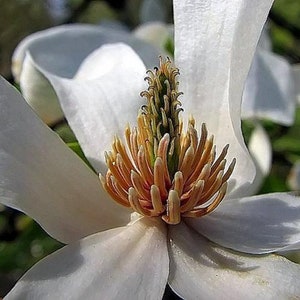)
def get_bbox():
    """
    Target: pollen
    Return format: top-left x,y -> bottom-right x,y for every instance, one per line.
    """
100,58 -> 235,225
